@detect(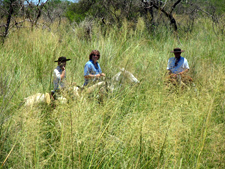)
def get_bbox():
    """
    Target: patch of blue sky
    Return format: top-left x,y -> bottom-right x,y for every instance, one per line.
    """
26,0 -> 79,5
